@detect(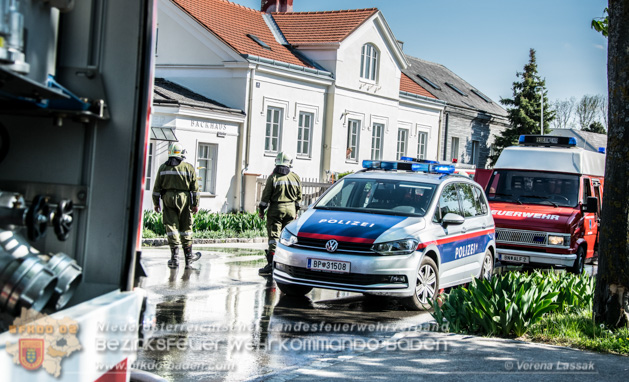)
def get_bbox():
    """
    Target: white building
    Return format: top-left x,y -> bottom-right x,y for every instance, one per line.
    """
145,0 -> 447,212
